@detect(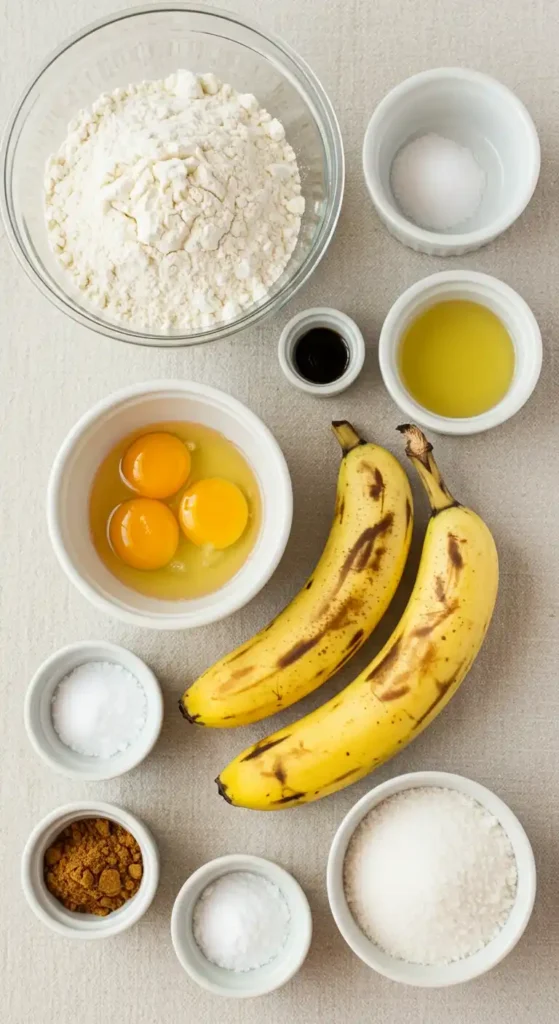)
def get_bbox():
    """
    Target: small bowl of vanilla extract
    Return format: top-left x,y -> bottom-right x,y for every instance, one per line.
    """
278,308 -> 366,396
